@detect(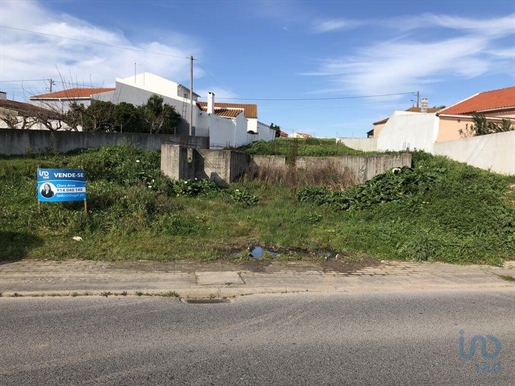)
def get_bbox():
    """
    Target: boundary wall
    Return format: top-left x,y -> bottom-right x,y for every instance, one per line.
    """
161,144 -> 411,184
0,129 -> 209,155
